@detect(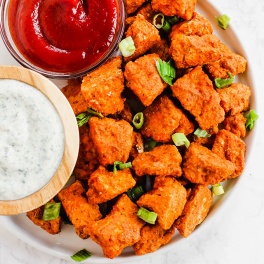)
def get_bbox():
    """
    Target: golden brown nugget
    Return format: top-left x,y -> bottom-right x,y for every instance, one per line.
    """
125,14 -> 160,61
174,109 -> 195,135
169,12 -> 213,39
137,3 -> 156,23
223,113 -> 247,138
124,54 -> 168,106
87,166 -> 136,204
123,0 -> 147,14
174,185 -> 213,237
217,83 -> 251,115
133,223 -> 175,255
26,199 -> 61,235
151,0 -> 197,20
182,143 -> 236,185
212,129 -> 246,178
130,131 -> 144,159
132,144 -> 182,177
169,34 -> 223,68
57,181 -> 102,239
81,56 -> 125,116
87,194 -> 145,259
171,66 -> 225,130
149,38 -> 171,61
137,177 -> 187,230
89,117 -> 134,166
141,95 -> 193,142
